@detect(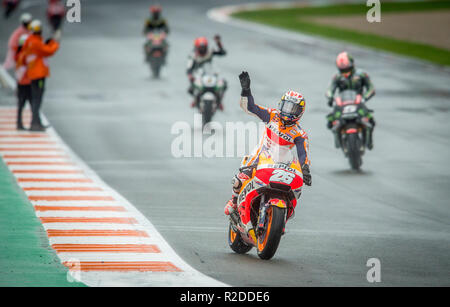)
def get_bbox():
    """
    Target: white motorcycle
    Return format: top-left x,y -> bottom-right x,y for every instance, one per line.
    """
192,64 -> 227,126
